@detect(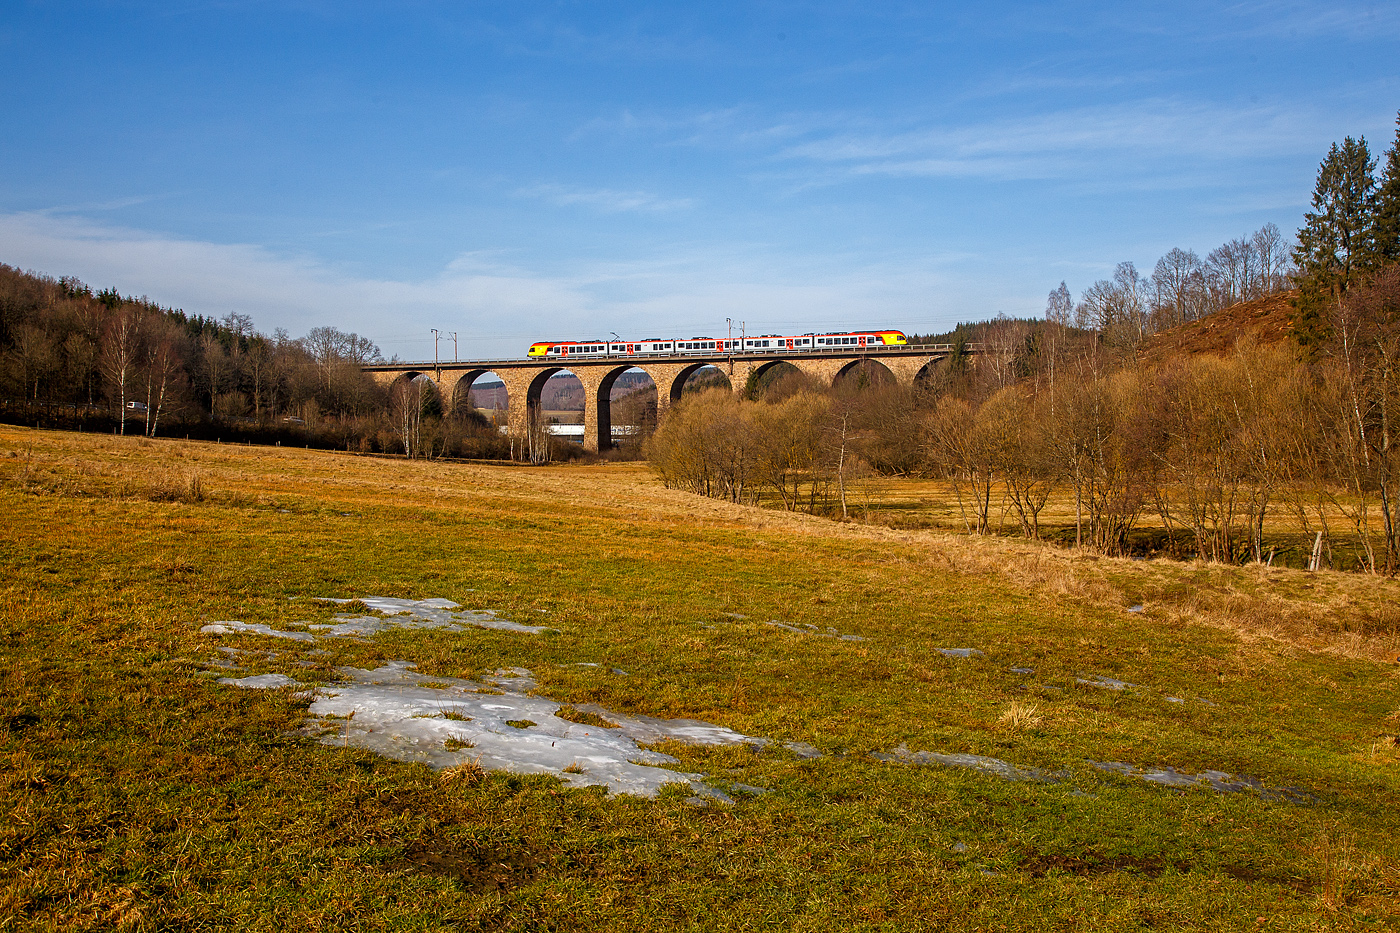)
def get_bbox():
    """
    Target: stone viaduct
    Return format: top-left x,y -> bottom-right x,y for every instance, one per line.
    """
362,345 -> 960,455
